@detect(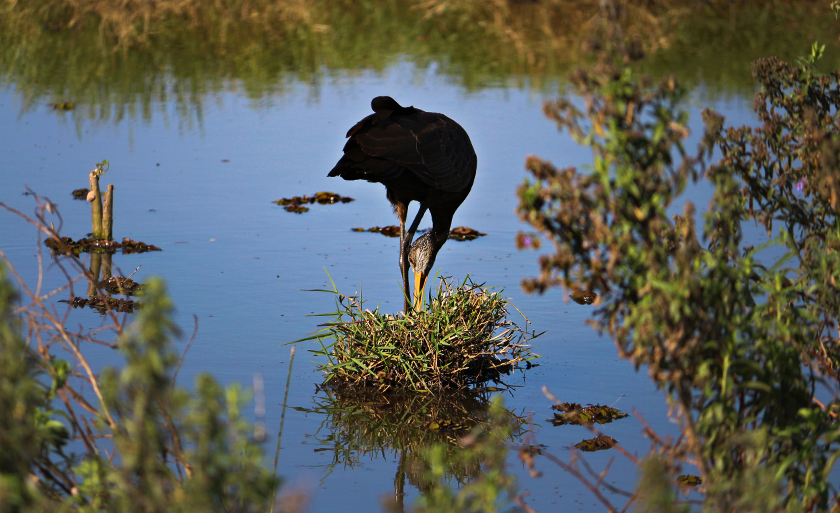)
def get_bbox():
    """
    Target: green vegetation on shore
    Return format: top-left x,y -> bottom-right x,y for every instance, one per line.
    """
517,6 -> 840,510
